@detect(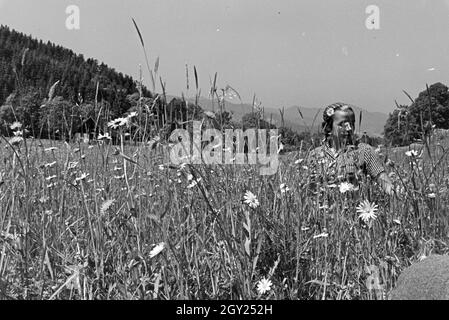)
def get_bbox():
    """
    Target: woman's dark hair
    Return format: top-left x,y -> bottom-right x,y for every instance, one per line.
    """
321,102 -> 356,138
